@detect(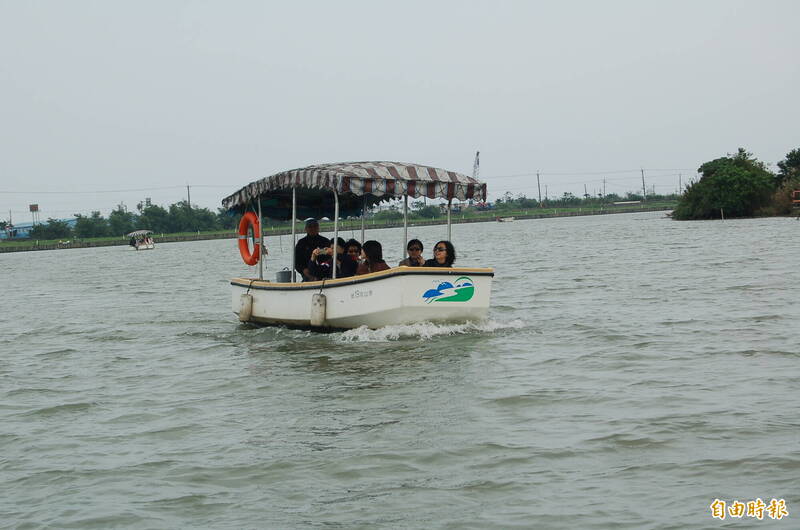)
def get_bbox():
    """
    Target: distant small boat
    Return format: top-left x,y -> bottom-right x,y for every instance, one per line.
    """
126,230 -> 155,251
496,216 -> 515,222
